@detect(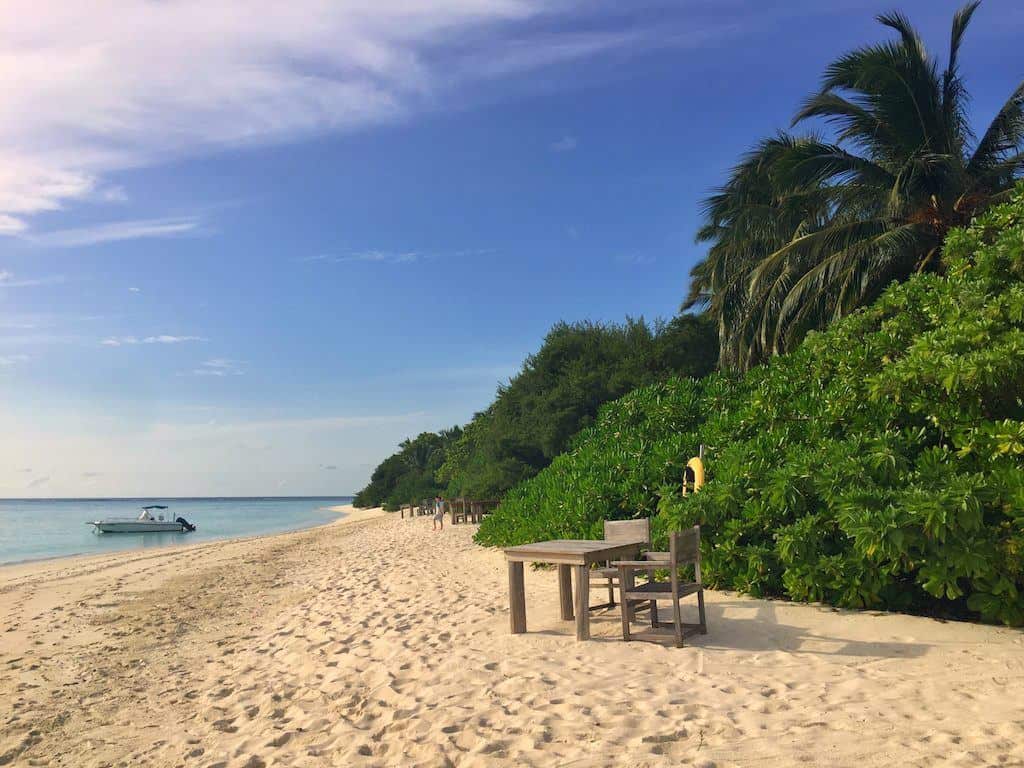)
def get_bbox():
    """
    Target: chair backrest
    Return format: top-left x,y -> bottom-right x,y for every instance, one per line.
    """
669,526 -> 701,584
604,518 -> 651,547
